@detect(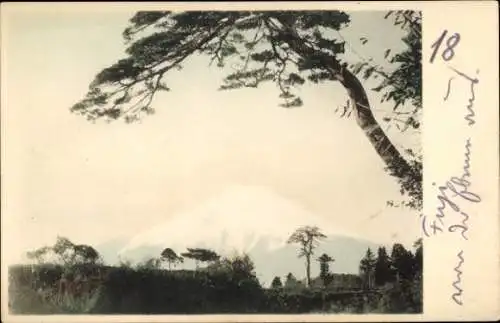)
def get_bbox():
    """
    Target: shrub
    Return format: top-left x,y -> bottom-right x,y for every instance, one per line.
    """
260,288 -> 383,313
90,266 -> 265,314
375,279 -> 422,313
